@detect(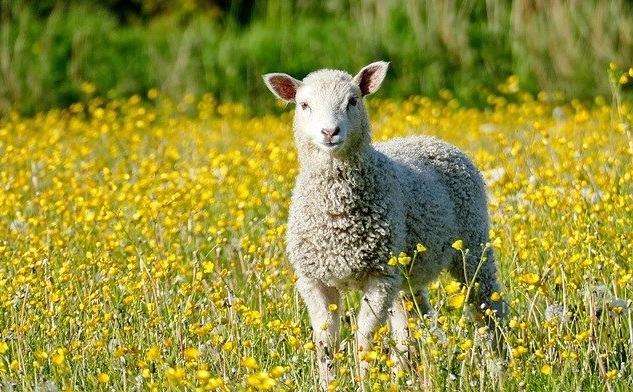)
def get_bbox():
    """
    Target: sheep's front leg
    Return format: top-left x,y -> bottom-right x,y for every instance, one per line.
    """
356,275 -> 401,381
296,276 -> 341,390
